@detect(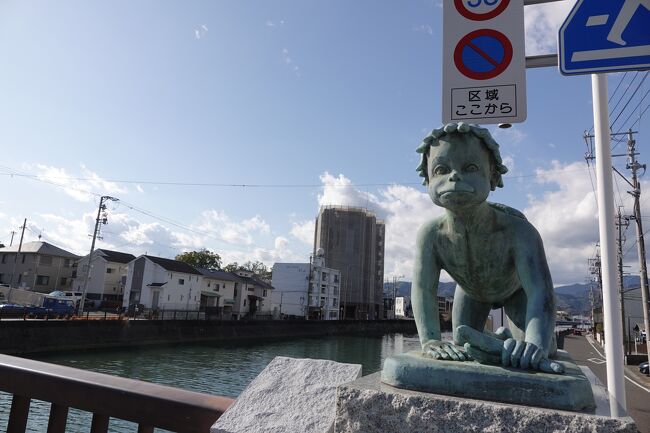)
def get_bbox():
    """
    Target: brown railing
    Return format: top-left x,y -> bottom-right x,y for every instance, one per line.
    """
0,354 -> 234,433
